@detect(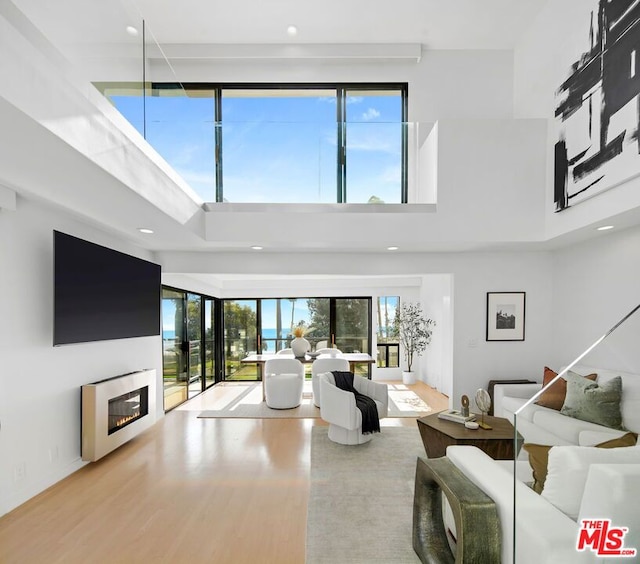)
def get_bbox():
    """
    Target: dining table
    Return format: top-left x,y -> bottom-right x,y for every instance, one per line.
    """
240,352 -> 376,401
